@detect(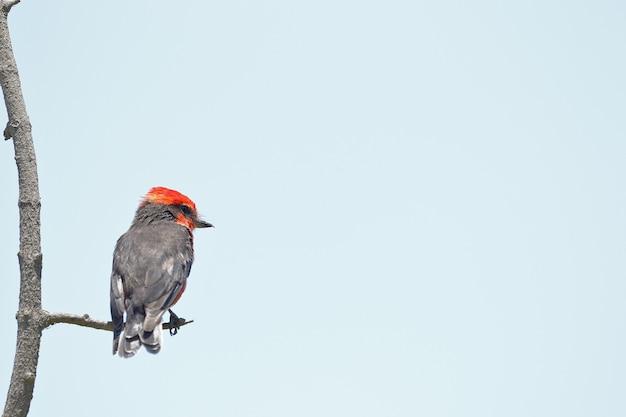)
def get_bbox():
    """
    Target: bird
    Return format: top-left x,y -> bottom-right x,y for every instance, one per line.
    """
110,186 -> 213,357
